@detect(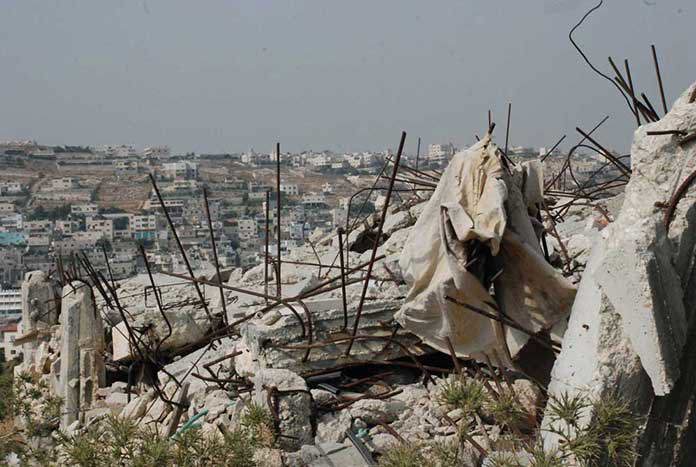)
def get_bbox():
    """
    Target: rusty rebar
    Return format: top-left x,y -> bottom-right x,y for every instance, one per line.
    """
504,102 -> 512,158
203,188 -> 228,325
275,142 -> 282,297
265,189 -> 270,304
337,227 -> 349,331
651,44 -> 668,115
444,336 -> 462,374
415,136 -> 421,171
664,168 -> 696,234
624,59 -> 641,127
148,173 -> 213,321
345,131 -> 406,356
139,244 -> 173,356
575,127 -> 631,177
